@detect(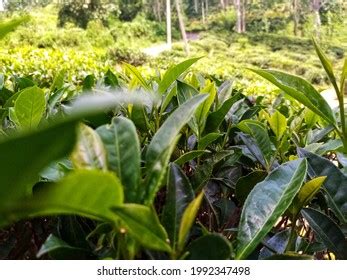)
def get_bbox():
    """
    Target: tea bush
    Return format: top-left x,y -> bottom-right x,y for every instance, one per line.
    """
0,15 -> 347,261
